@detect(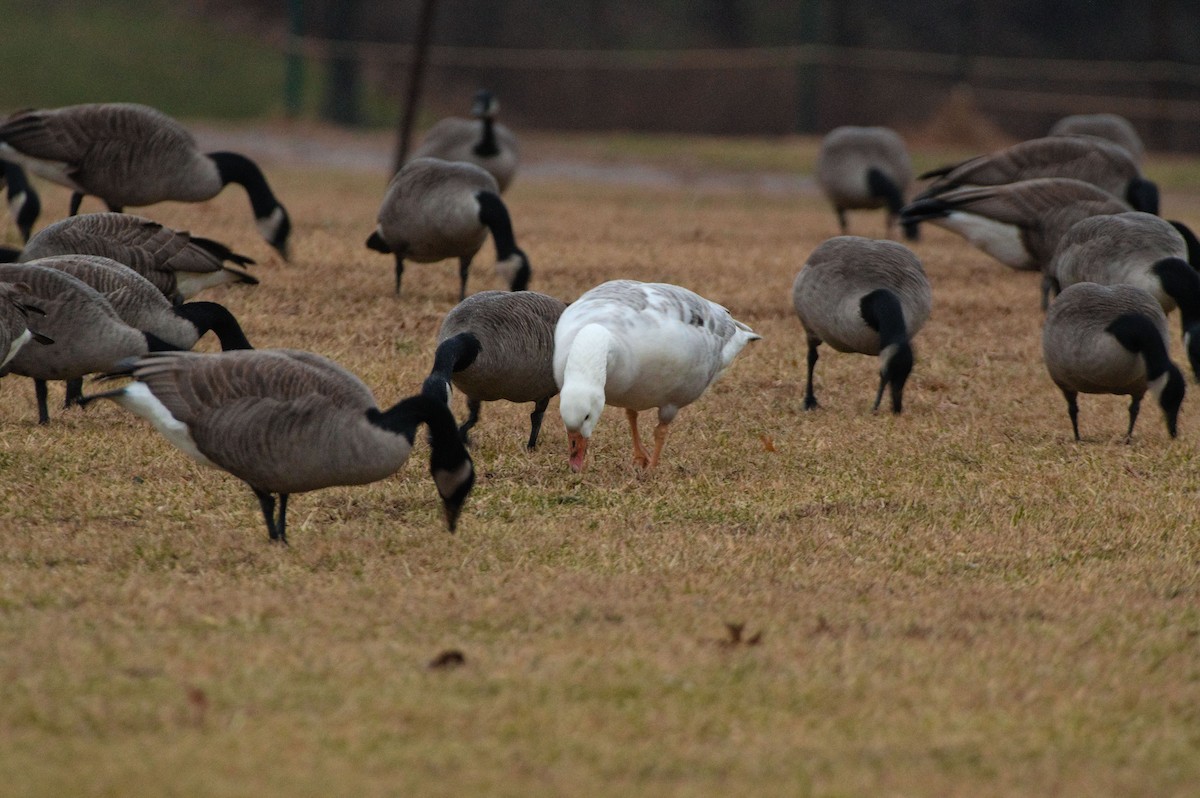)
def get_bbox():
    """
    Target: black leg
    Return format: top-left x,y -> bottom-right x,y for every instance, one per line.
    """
68,192 -> 84,216
803,339 -> 820,410
1040,274 -> 1061,312
1063,389 -> 1080,441
459,397 -> 481,445
394,255 -> 405,295
277,494 -> 289,545
253,488 -> 280,542
527,396 -> 550,450
106,201 -> 123,213
64,377 -> 83,409
872,372 -> 887,413
1125,395 -> 1142,443
34,378 -> 49,425
836,208 -> 848,234
458,256 -> 471,301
